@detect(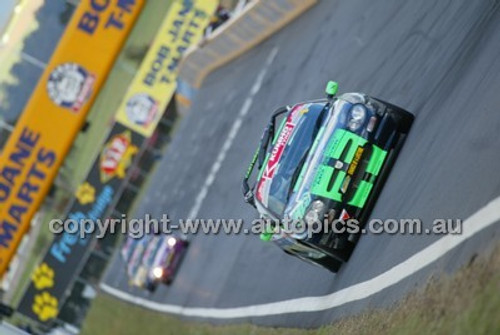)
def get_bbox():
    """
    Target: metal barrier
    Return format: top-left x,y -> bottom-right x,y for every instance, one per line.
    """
176,0 -> 317,108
